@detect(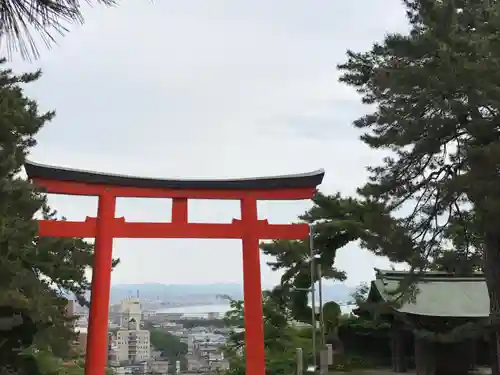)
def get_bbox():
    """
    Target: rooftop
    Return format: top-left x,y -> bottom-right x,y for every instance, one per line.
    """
367,269 -> 489,318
